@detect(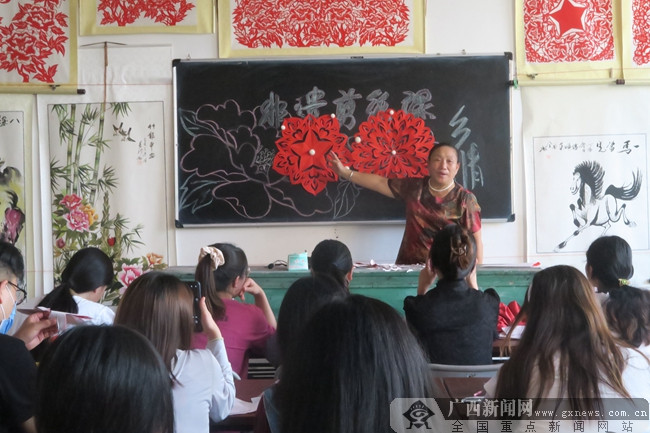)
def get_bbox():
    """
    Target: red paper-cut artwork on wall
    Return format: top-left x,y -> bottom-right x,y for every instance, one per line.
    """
273,114 -> 349,196
0,0 -> 71,84
98,0 -> 195,26
351,109 -> 434,178
632,0 -> 650,66
523,0 -> 614,63
231,0 -> 411,49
